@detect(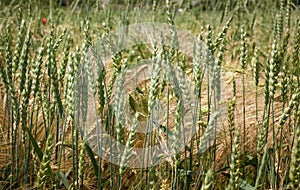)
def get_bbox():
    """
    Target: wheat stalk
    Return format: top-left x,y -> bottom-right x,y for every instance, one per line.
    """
289,121 -> 300,189
226,130 -> 240,190
201,169 -> 213,190
36,134 -> 53,189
